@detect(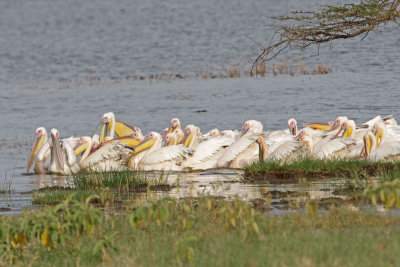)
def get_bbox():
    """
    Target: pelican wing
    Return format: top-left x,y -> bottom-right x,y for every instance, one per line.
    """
62,136 -> 81,148
217,135 -> 257,167
361,116 -> 382,129
141,145 -> 191,165
80,141 -> 133,169
62,141 -> 77,166
183,137 -> 235,166
269,141 -> 304,161
314,138 -> 356,159
369,141 -> 400,161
